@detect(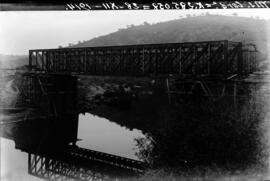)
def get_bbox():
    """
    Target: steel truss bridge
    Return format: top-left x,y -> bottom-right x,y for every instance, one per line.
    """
3,40 -> 259,181
29,40 -> 257,76
26,40 -> 260,110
